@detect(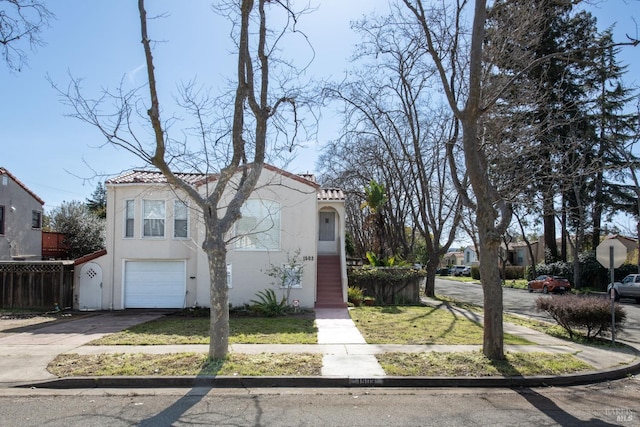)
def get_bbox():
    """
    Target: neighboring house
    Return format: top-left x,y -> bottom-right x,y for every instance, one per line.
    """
606,235 -> 638,264
0,167 -> 44,260
73,164 -> 346,311
463,246 -> 477,265
501,240 -> 540,267
441,251 -> 462,268
441,246 -> 477,268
